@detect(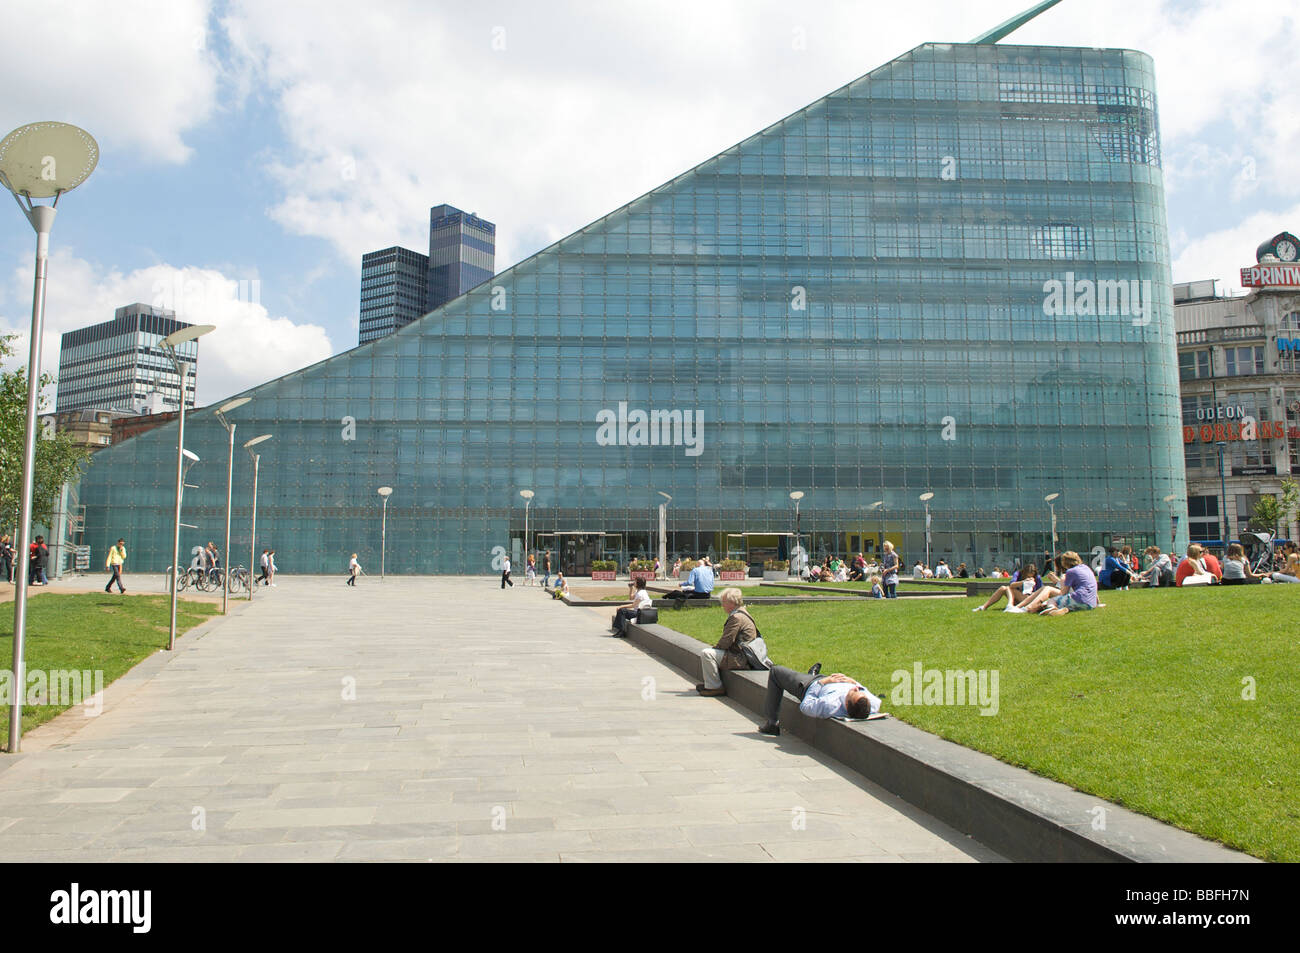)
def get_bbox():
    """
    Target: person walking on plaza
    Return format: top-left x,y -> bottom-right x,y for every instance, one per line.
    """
541,550 -> 552,588
501,554 -> 513,589
256,548 -> 270,586
267,549 -> 278,587
0,533 -> 13,583
104,538 -> 127,593
347,553 -> 361,585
